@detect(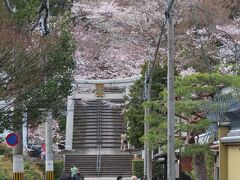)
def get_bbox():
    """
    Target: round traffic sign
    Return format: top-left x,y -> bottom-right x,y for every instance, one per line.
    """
6,133 -> 19,146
